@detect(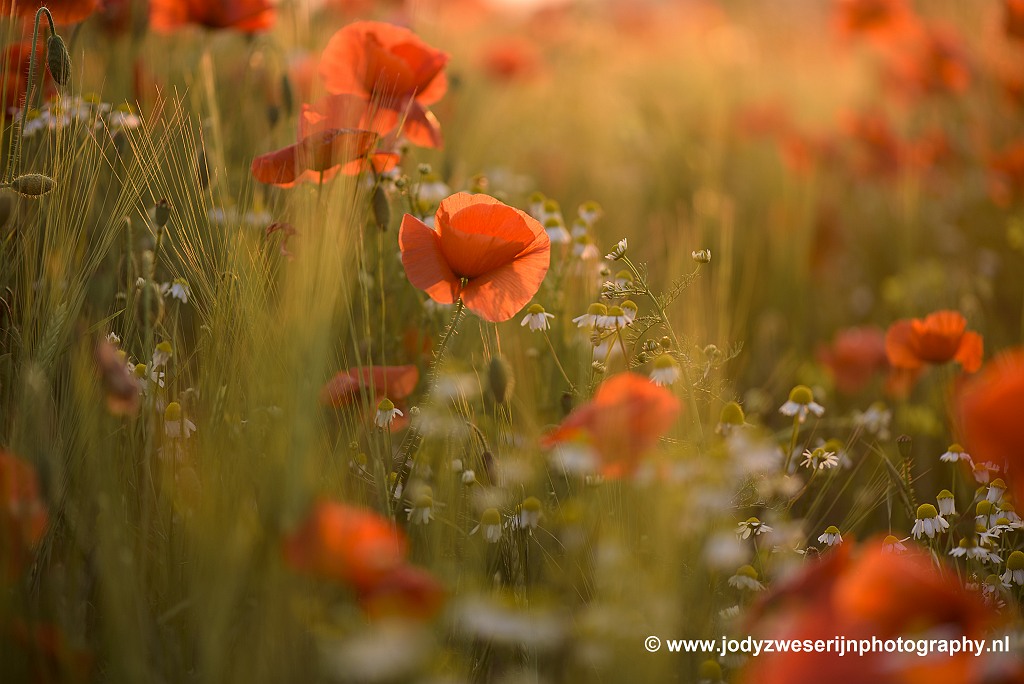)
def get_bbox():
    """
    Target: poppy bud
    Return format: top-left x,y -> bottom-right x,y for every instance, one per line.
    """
154,199 -> 171,228
8,174 -> 55,198
46,32 -> 71,86
372,185 -> 389,231
488,355 -> 514,405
